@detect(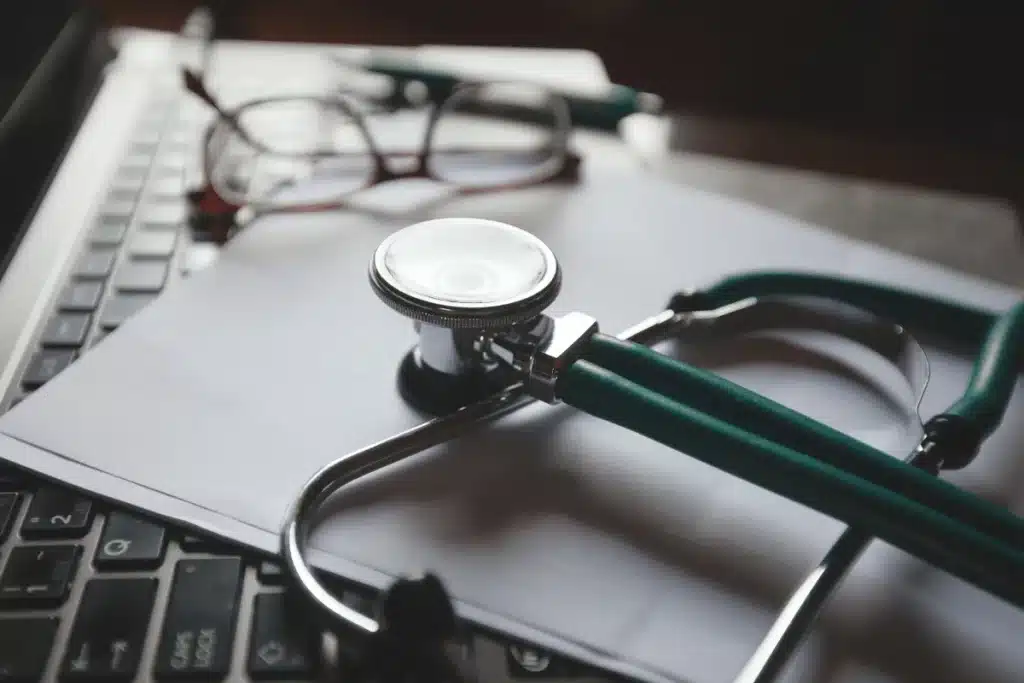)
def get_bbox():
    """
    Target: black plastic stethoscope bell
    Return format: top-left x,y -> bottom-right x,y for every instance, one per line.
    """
370,218 -> 562,416
345,573 -> 477,683
394,347 -> 512,416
